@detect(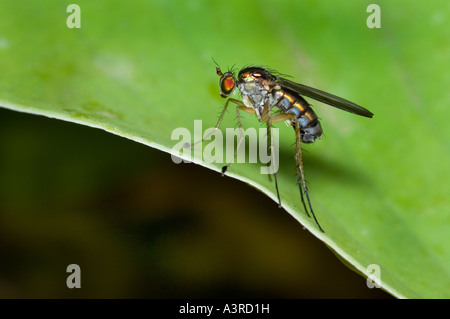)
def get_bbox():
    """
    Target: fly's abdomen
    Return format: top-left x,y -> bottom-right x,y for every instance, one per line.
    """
272,89 -> 322,143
